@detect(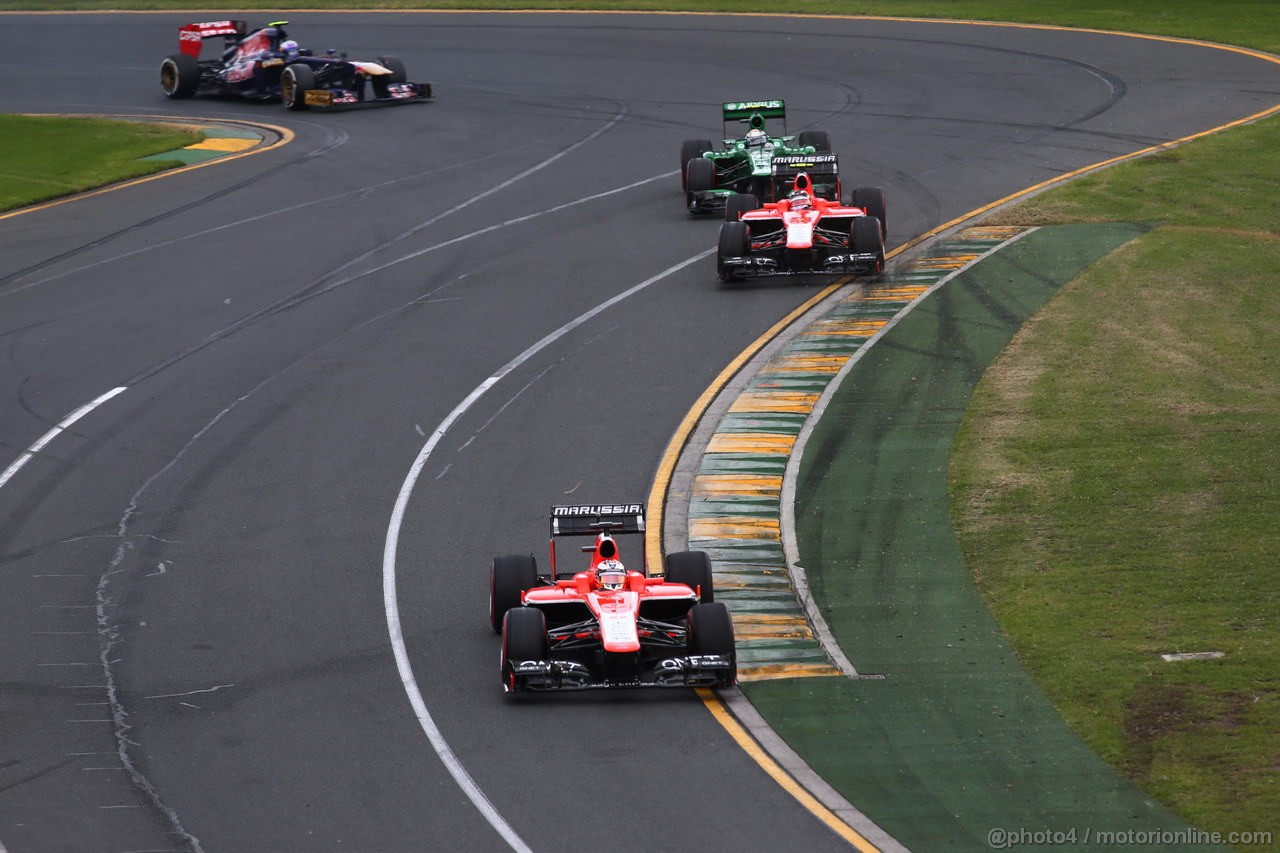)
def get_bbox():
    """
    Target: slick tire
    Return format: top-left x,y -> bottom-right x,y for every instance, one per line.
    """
665,550 -> 715,603
717,221 -> 750,283
160,53 -> 199,99
851,186 -> 888,239
685,157 -> 716,195
798,129 -> 832,153
724,193 -> 760,223
372,55 -> 407,98
501,607 -> 548,694
282,62 -> 316,111
851,216 -> 886,273
687,603 -> 736,687
680,138 -> 713,189
490,554 -> 538,633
